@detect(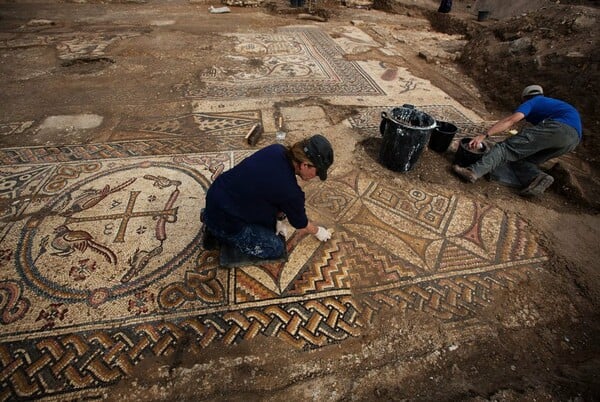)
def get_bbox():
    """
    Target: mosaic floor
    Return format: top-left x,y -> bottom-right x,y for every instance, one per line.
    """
0,25 -> 547,400
0,137 -> 547,400
185,27 -> 385,99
